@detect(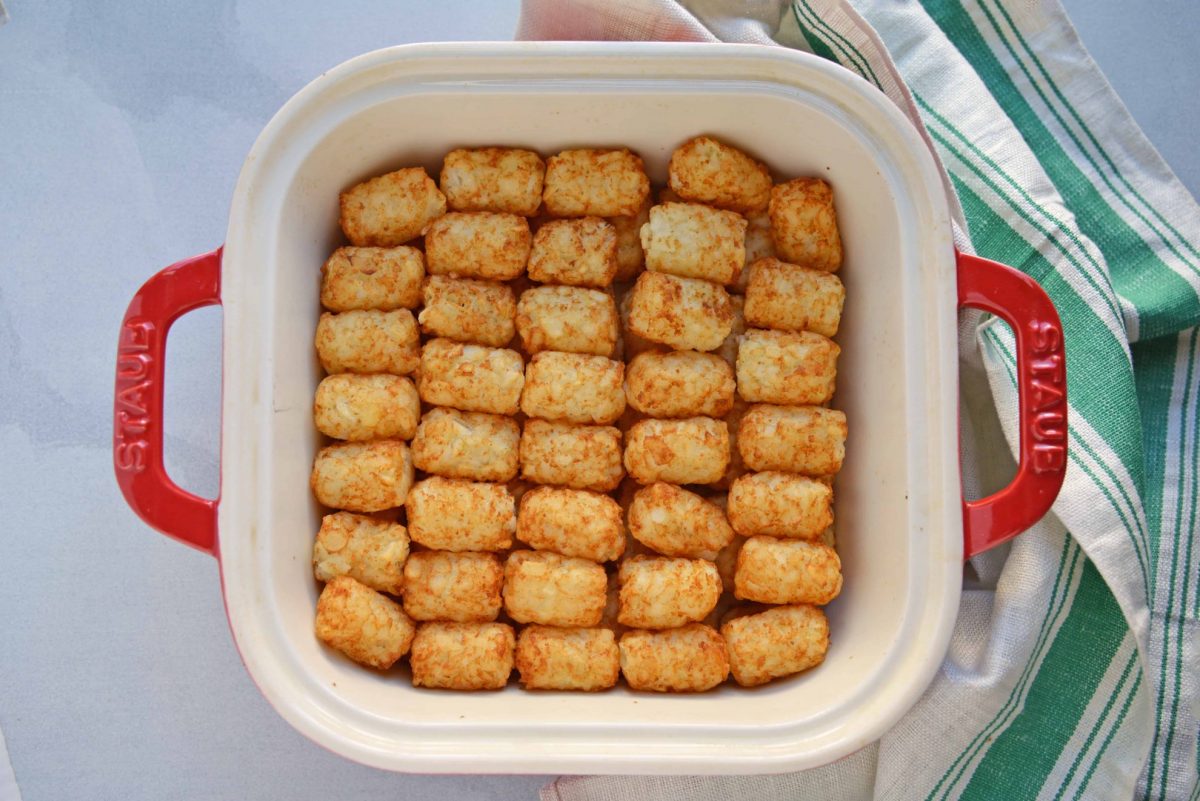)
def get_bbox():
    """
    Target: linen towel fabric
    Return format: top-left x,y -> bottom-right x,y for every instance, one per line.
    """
519,2 -> 1200,799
